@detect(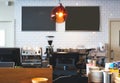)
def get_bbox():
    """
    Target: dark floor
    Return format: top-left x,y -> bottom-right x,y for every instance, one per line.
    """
53,73 -> 88,83
53,66 -> 87,83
